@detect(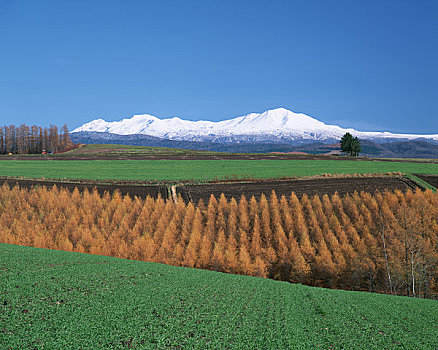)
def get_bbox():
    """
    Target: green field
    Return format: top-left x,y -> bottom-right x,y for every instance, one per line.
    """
0,159 -> 438,181
66,144 -> 222,156
1,244 -> 437,349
